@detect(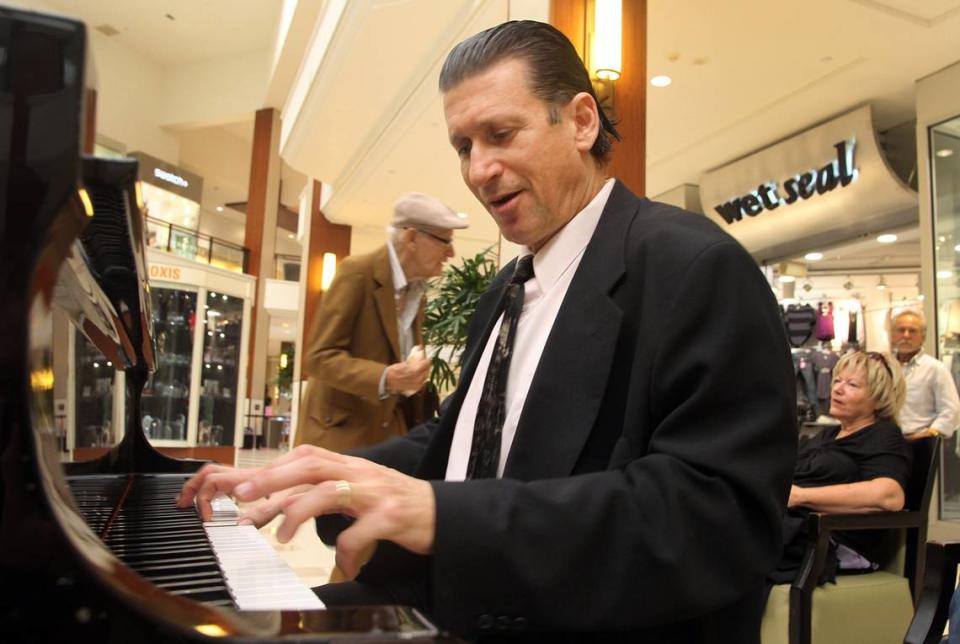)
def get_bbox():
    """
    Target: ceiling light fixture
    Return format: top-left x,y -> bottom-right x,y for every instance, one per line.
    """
216,206 -> 223,212
938,270 -> 954,279
936,149 -> 954,158
650,75 -> 672,87
804,251 -> 823,261
876,276 -> 886,290
877,233 -> 898,244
